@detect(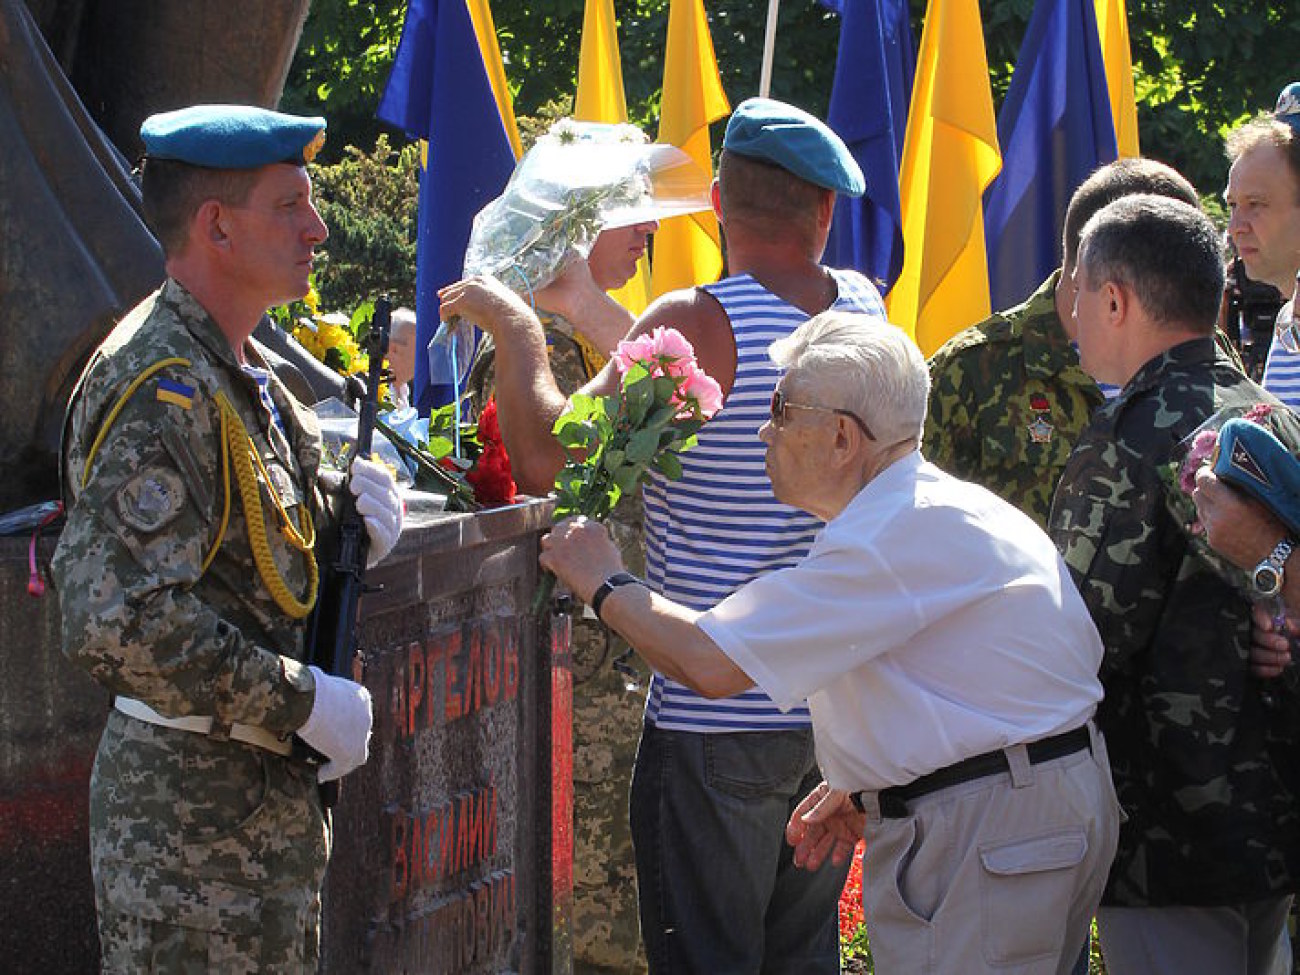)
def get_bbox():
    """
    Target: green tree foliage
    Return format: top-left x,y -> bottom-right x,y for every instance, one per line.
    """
309,134 -> 419,311
283,0 -> 1300,298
